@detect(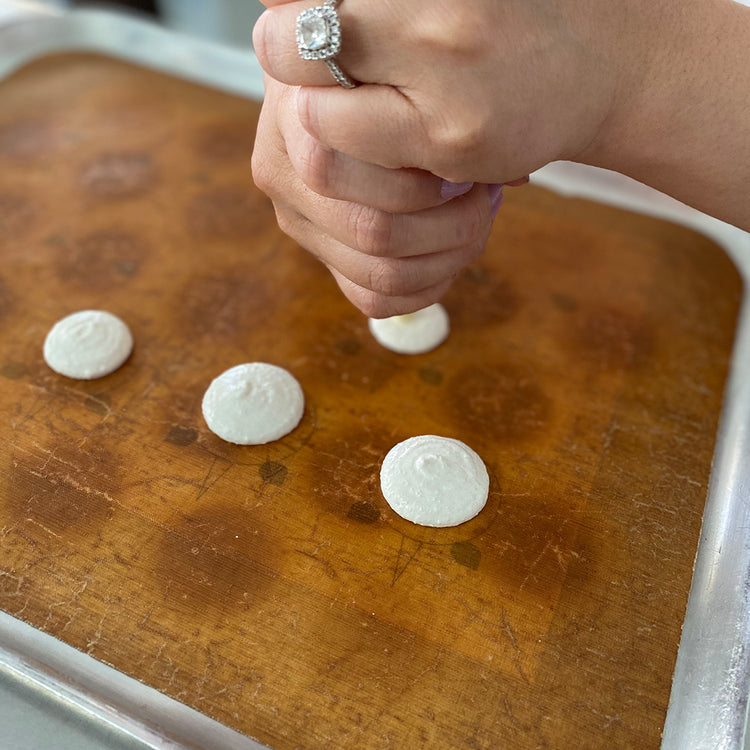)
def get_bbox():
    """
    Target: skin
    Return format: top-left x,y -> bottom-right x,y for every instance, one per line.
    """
252,0 -> 750,316
253,75 -> 500,316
